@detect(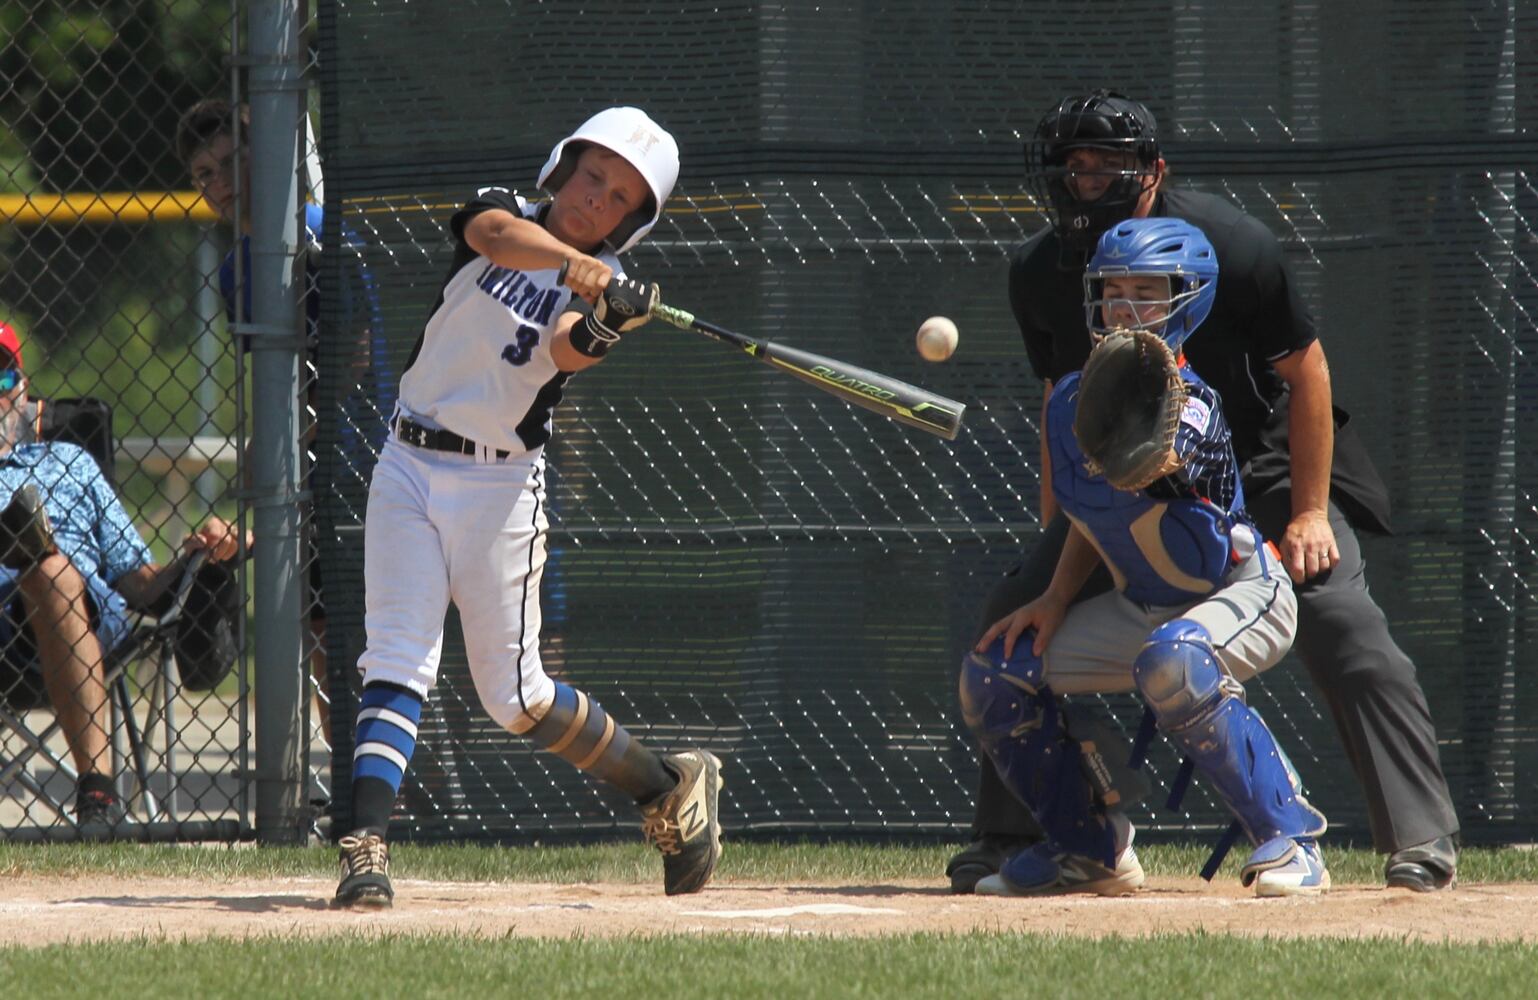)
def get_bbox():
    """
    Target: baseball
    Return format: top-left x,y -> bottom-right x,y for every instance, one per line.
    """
916,316 -> 959,362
